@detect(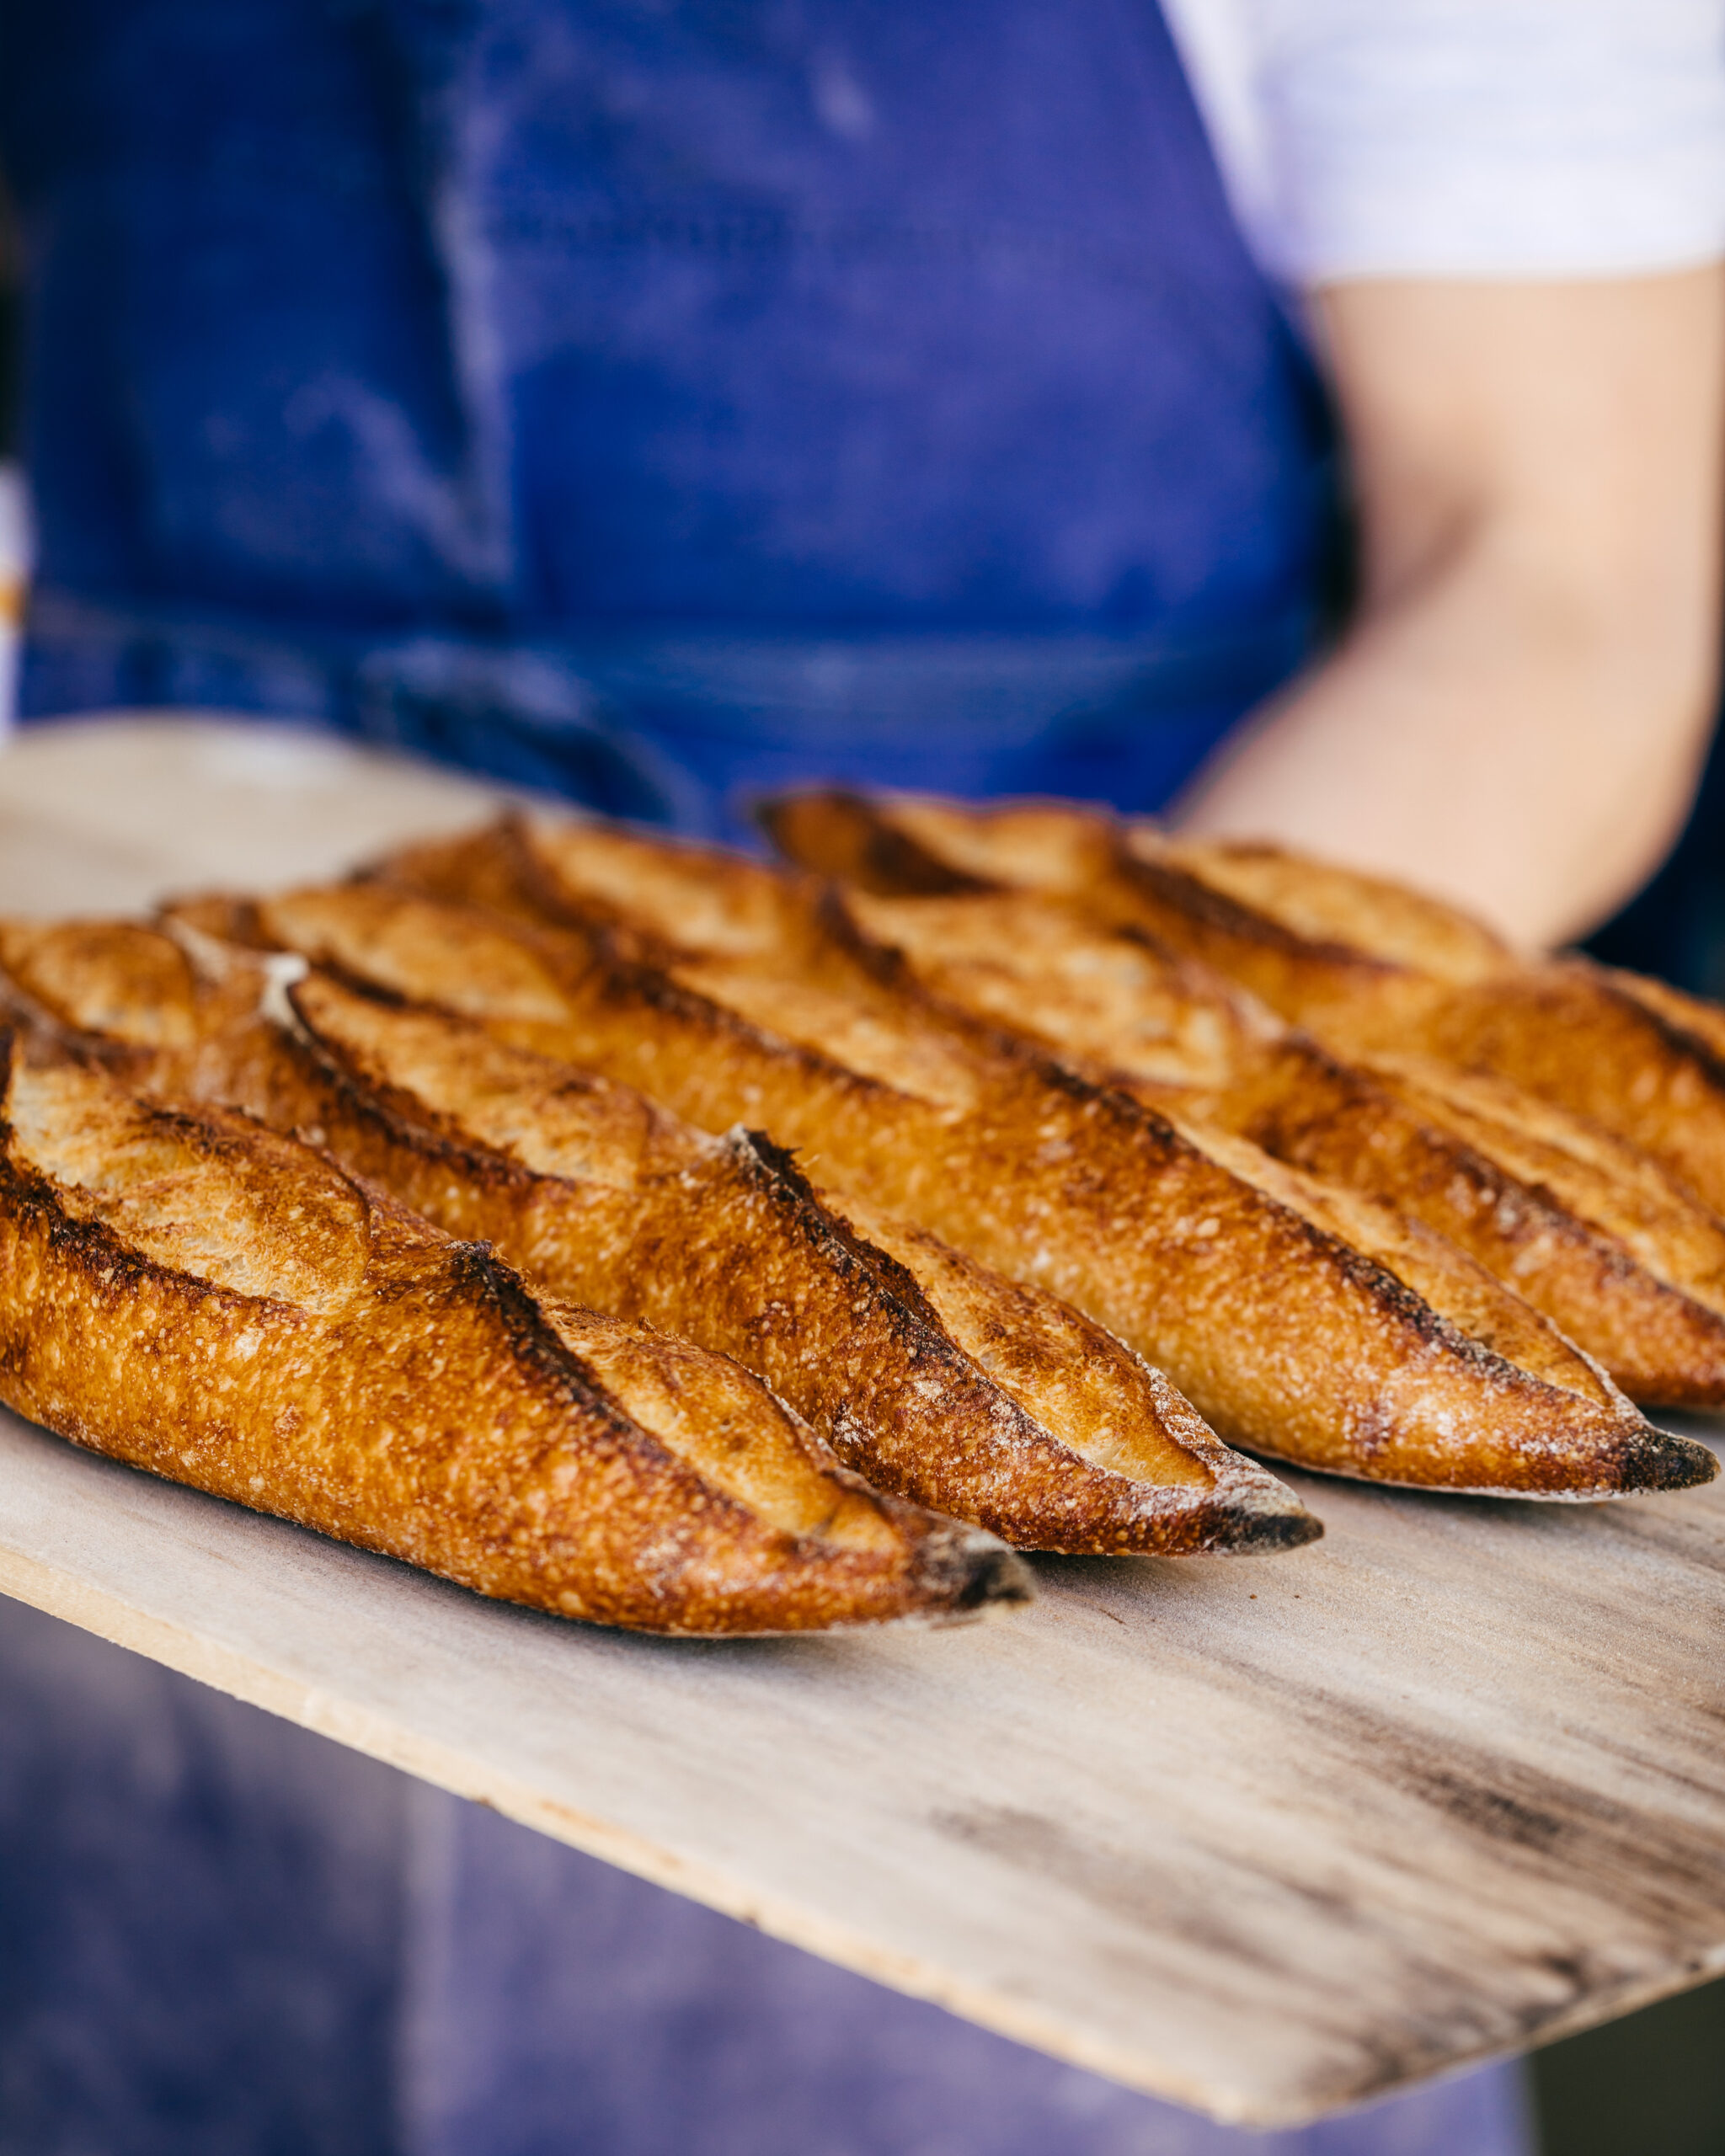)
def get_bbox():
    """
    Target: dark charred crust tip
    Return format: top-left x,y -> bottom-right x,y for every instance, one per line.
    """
723,1122 -> 813,1194
936,1535 -> 1037,1612
1236,1433 -> 1720,1502
1615,1426 -> 1722,1494
1209,1500 -> 1326,1556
